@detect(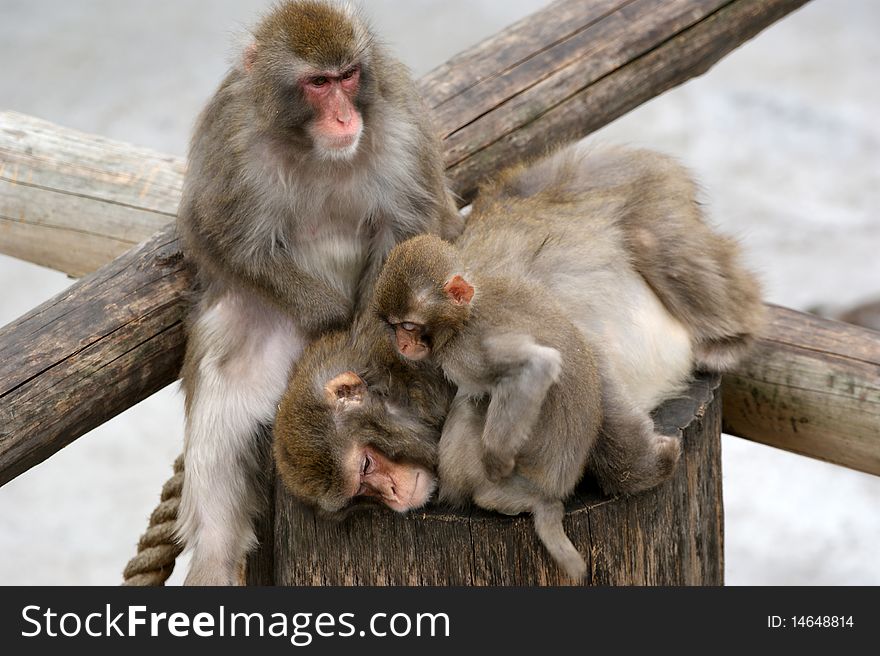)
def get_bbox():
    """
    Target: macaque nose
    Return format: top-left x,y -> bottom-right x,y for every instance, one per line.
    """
334,89 -> 352,124
379,479 -> 398,502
